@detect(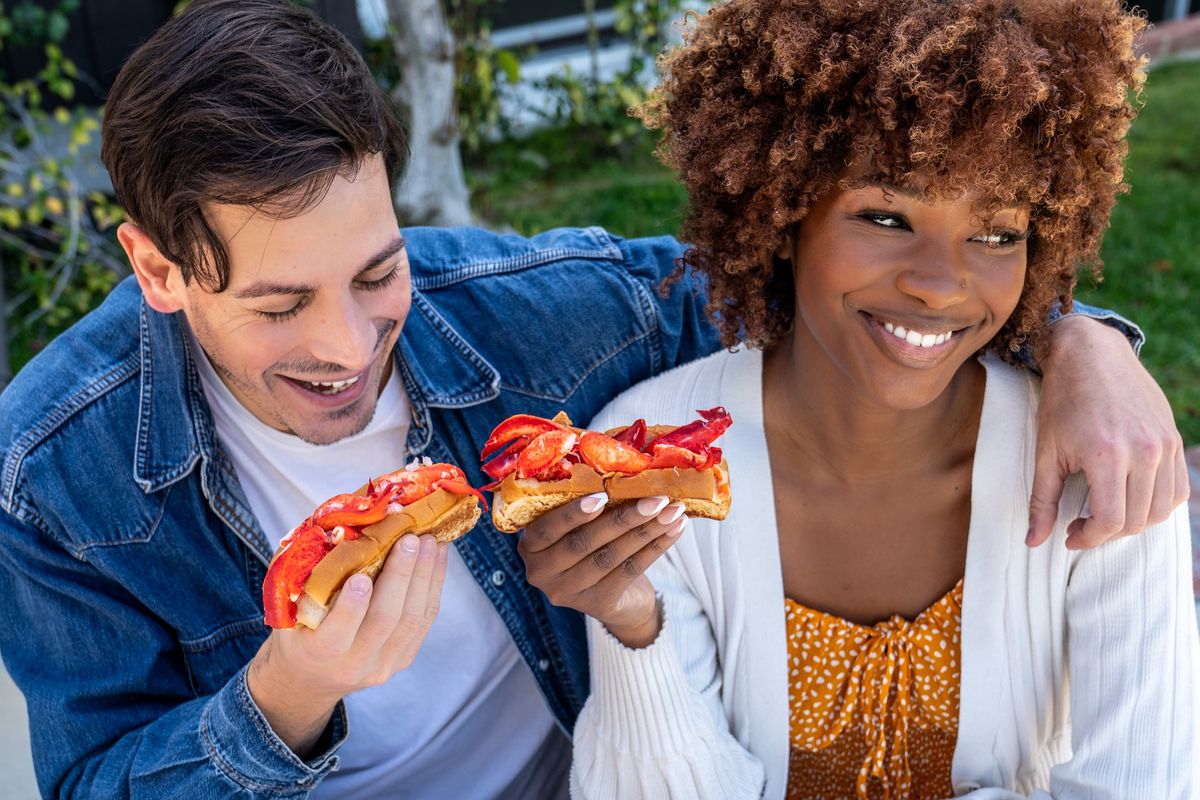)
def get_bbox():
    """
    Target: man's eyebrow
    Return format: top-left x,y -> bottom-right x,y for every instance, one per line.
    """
231,235 -> 406,300
357,234 -> 406,274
